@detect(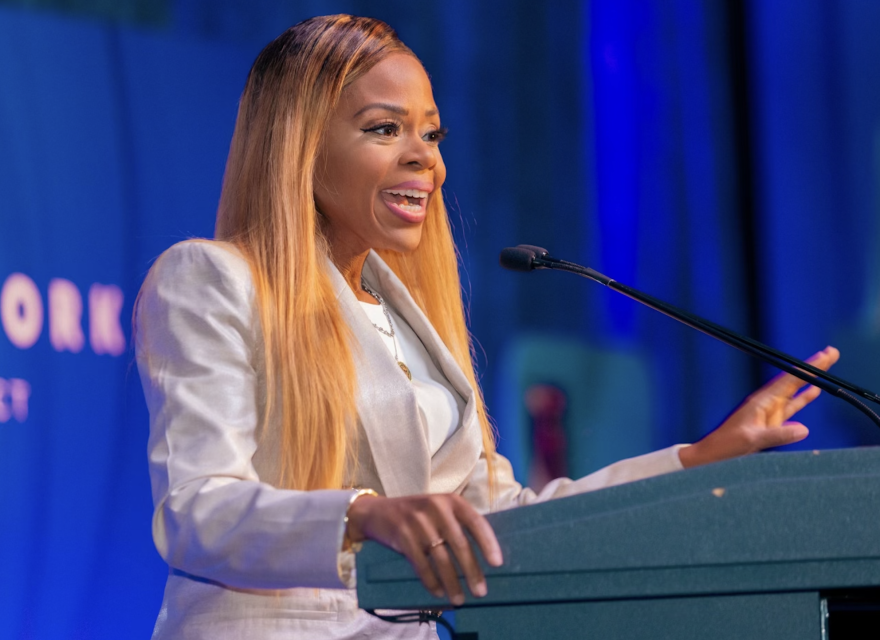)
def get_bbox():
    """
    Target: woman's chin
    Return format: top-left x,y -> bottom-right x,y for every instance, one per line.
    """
374,228 -> 424,255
